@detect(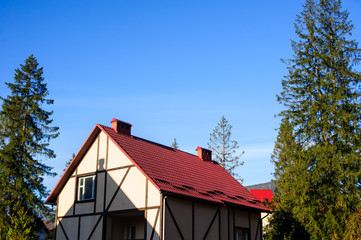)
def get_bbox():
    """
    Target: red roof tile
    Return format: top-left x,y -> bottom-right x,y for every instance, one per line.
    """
47,123 -> 268,212
99,124 -> 267,211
